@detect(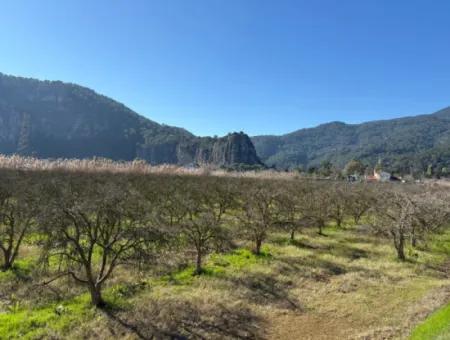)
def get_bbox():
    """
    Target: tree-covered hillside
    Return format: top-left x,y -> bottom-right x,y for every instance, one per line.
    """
252,107 -> 450,175
0,73 -> 262,167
